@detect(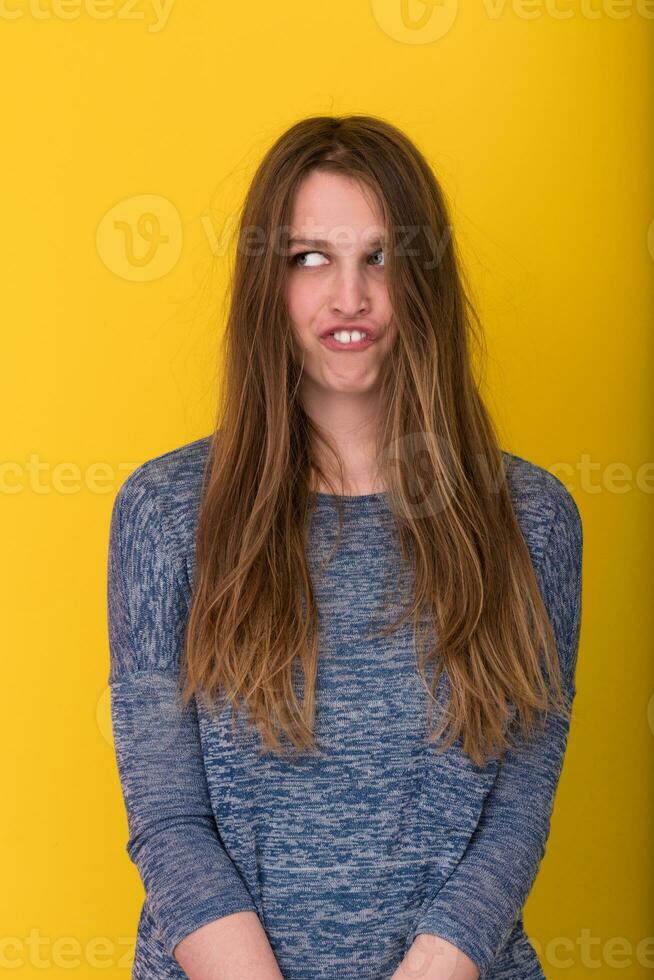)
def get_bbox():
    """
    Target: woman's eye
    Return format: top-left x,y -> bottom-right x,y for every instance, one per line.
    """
291,249 -> 385,268
292,251 -> 326,267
